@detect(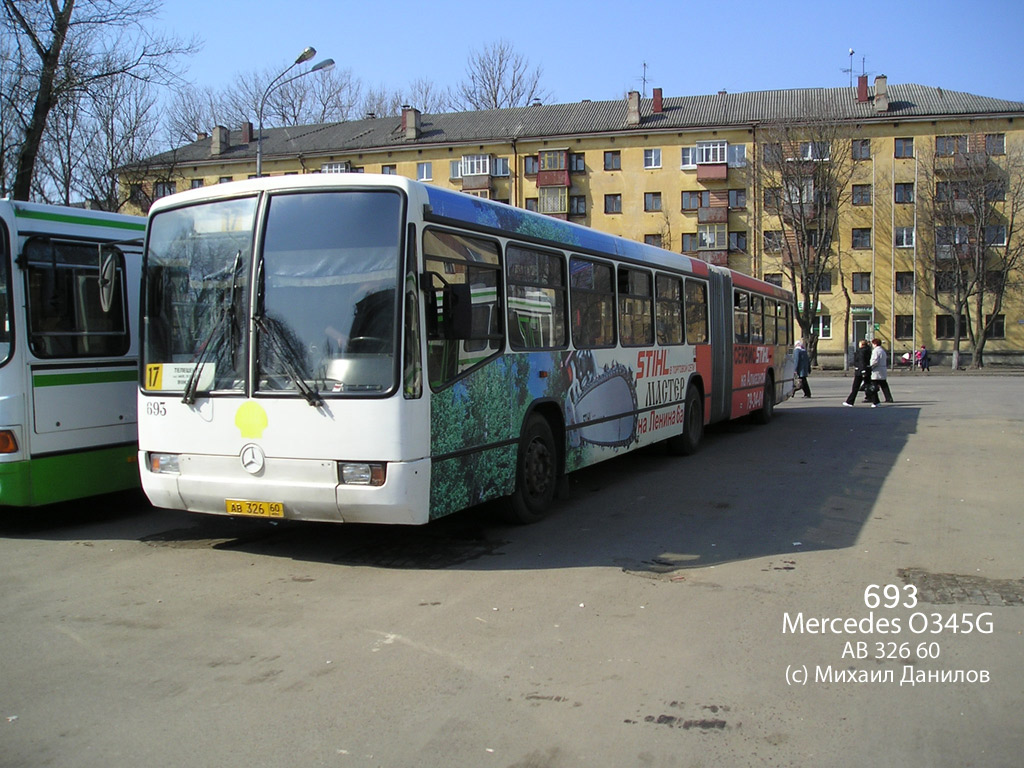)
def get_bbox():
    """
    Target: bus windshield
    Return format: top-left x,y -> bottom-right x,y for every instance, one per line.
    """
143,190 -> 404,398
